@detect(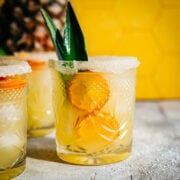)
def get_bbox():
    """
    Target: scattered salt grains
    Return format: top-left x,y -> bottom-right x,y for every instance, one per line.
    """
27,100 -> 179,178
126,128 -> 179,177
15,103 -> 179,178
